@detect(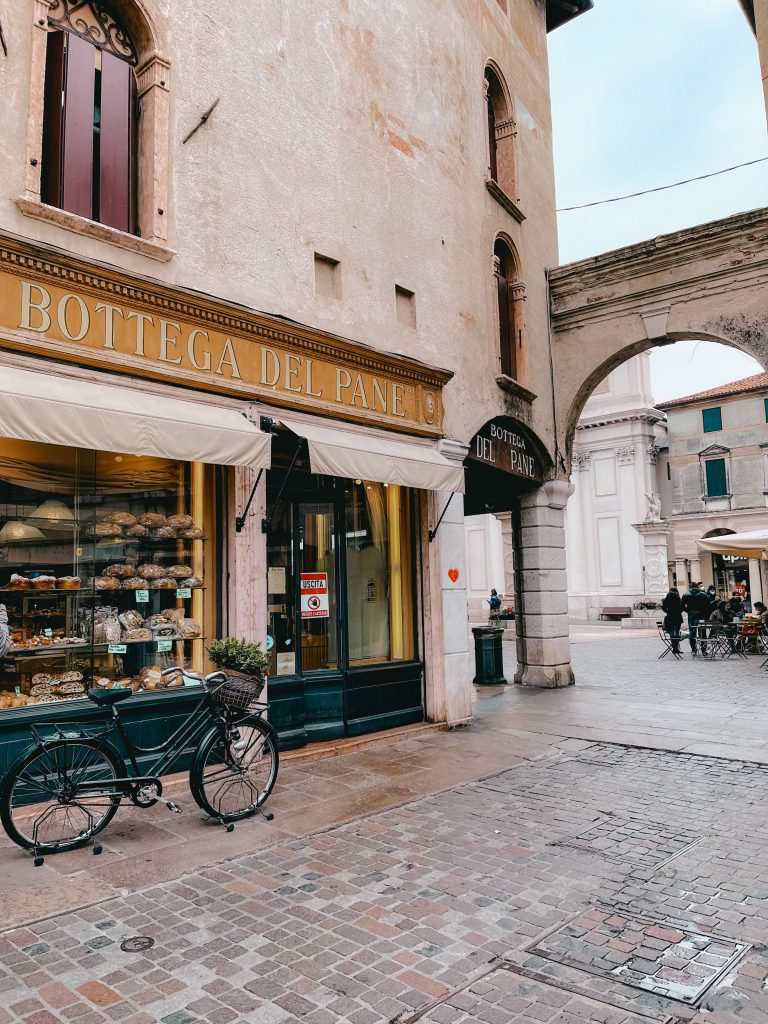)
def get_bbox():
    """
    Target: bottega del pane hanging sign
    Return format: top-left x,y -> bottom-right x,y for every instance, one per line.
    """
0,233 -> 451,437
467,419 -> 546,483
